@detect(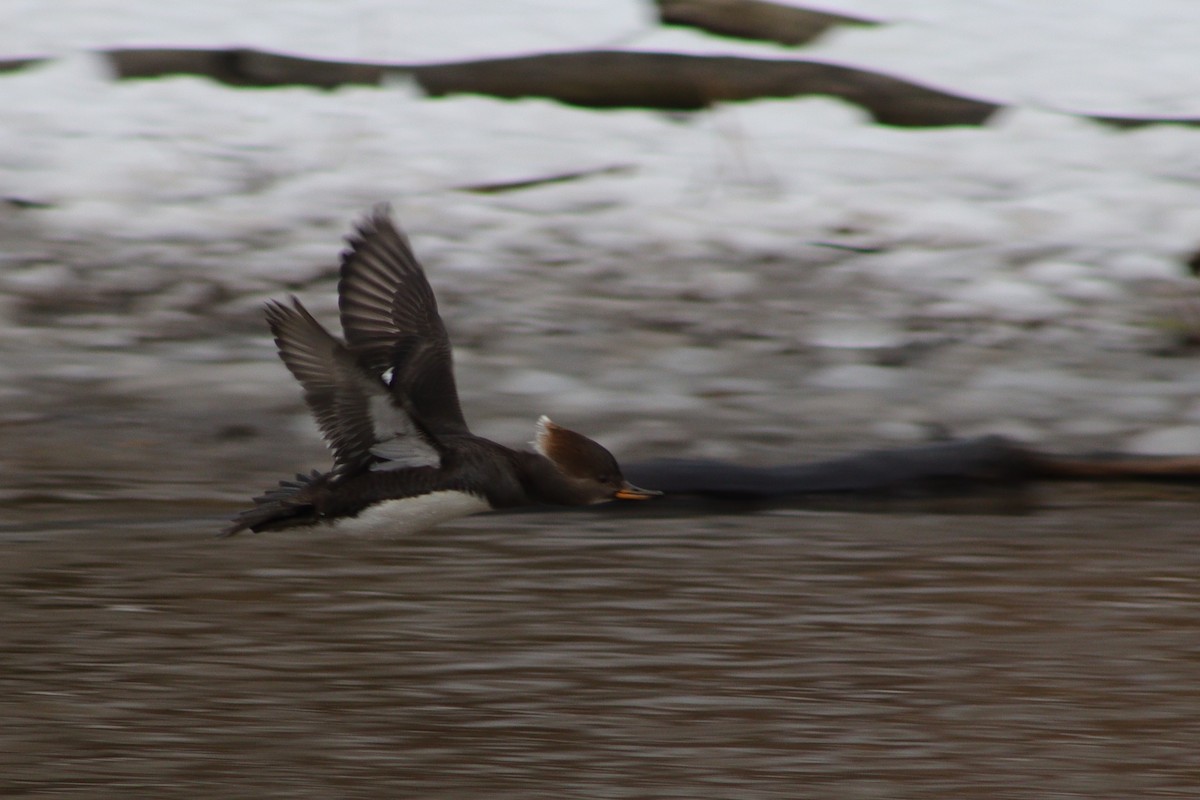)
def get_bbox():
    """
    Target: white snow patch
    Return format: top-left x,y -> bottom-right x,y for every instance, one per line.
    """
1022,261 -> 1093,287
496,370 -> 585,396
1105,395 -> 1177,421
807,363 -> 902,392
950,279 -> 1072,323
869,420 -> 931,442
649,347 -> 732,377
1105,253 -> 1183,283
806,317 -> 903,350
1124,425 -> 1200,456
